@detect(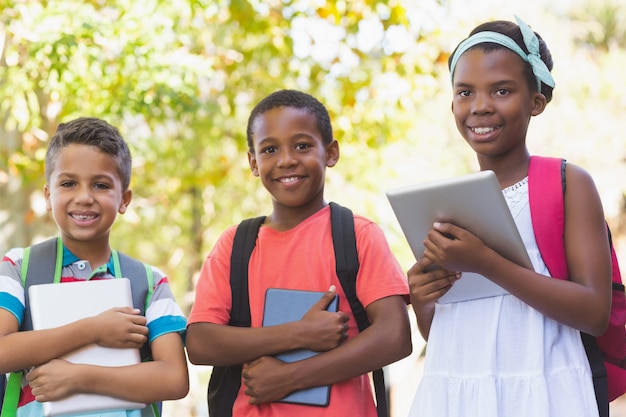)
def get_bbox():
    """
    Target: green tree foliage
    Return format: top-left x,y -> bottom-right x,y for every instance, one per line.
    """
0,0 -> 446,308
569,0 -> 626,51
